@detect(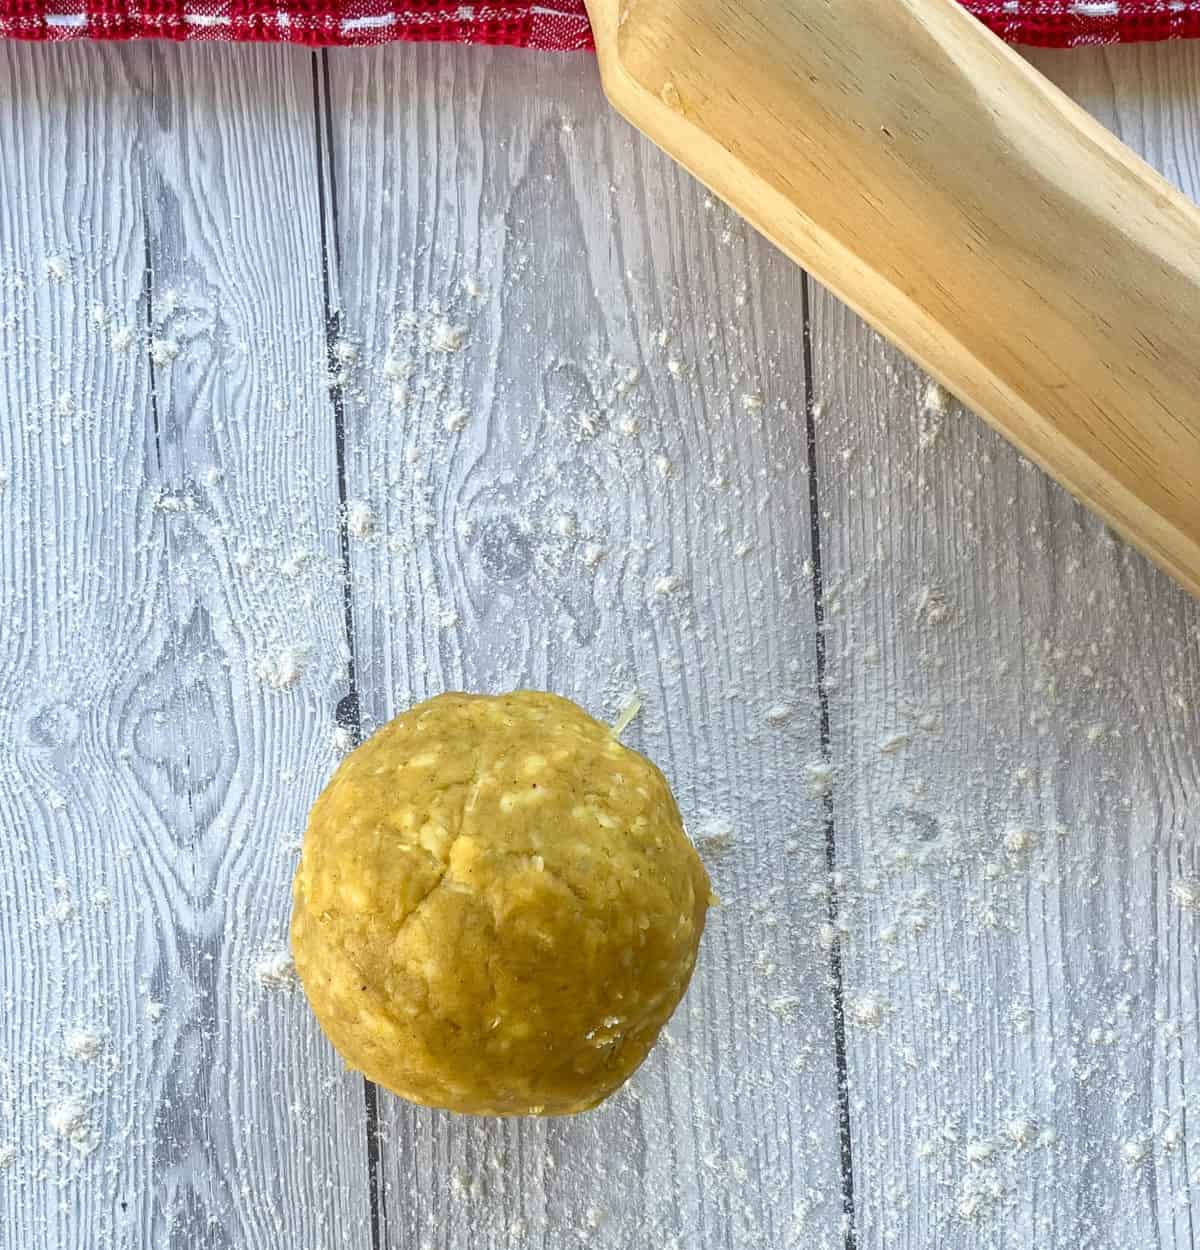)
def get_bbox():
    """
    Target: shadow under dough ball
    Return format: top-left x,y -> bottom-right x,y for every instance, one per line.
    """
291,690 -> 711,1116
